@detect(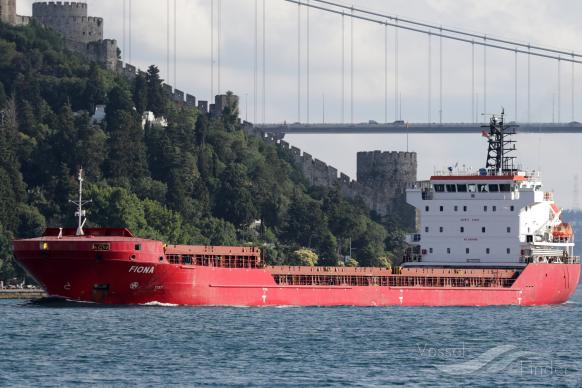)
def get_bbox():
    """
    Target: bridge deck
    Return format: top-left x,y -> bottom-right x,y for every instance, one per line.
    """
257,123 -> 582,134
